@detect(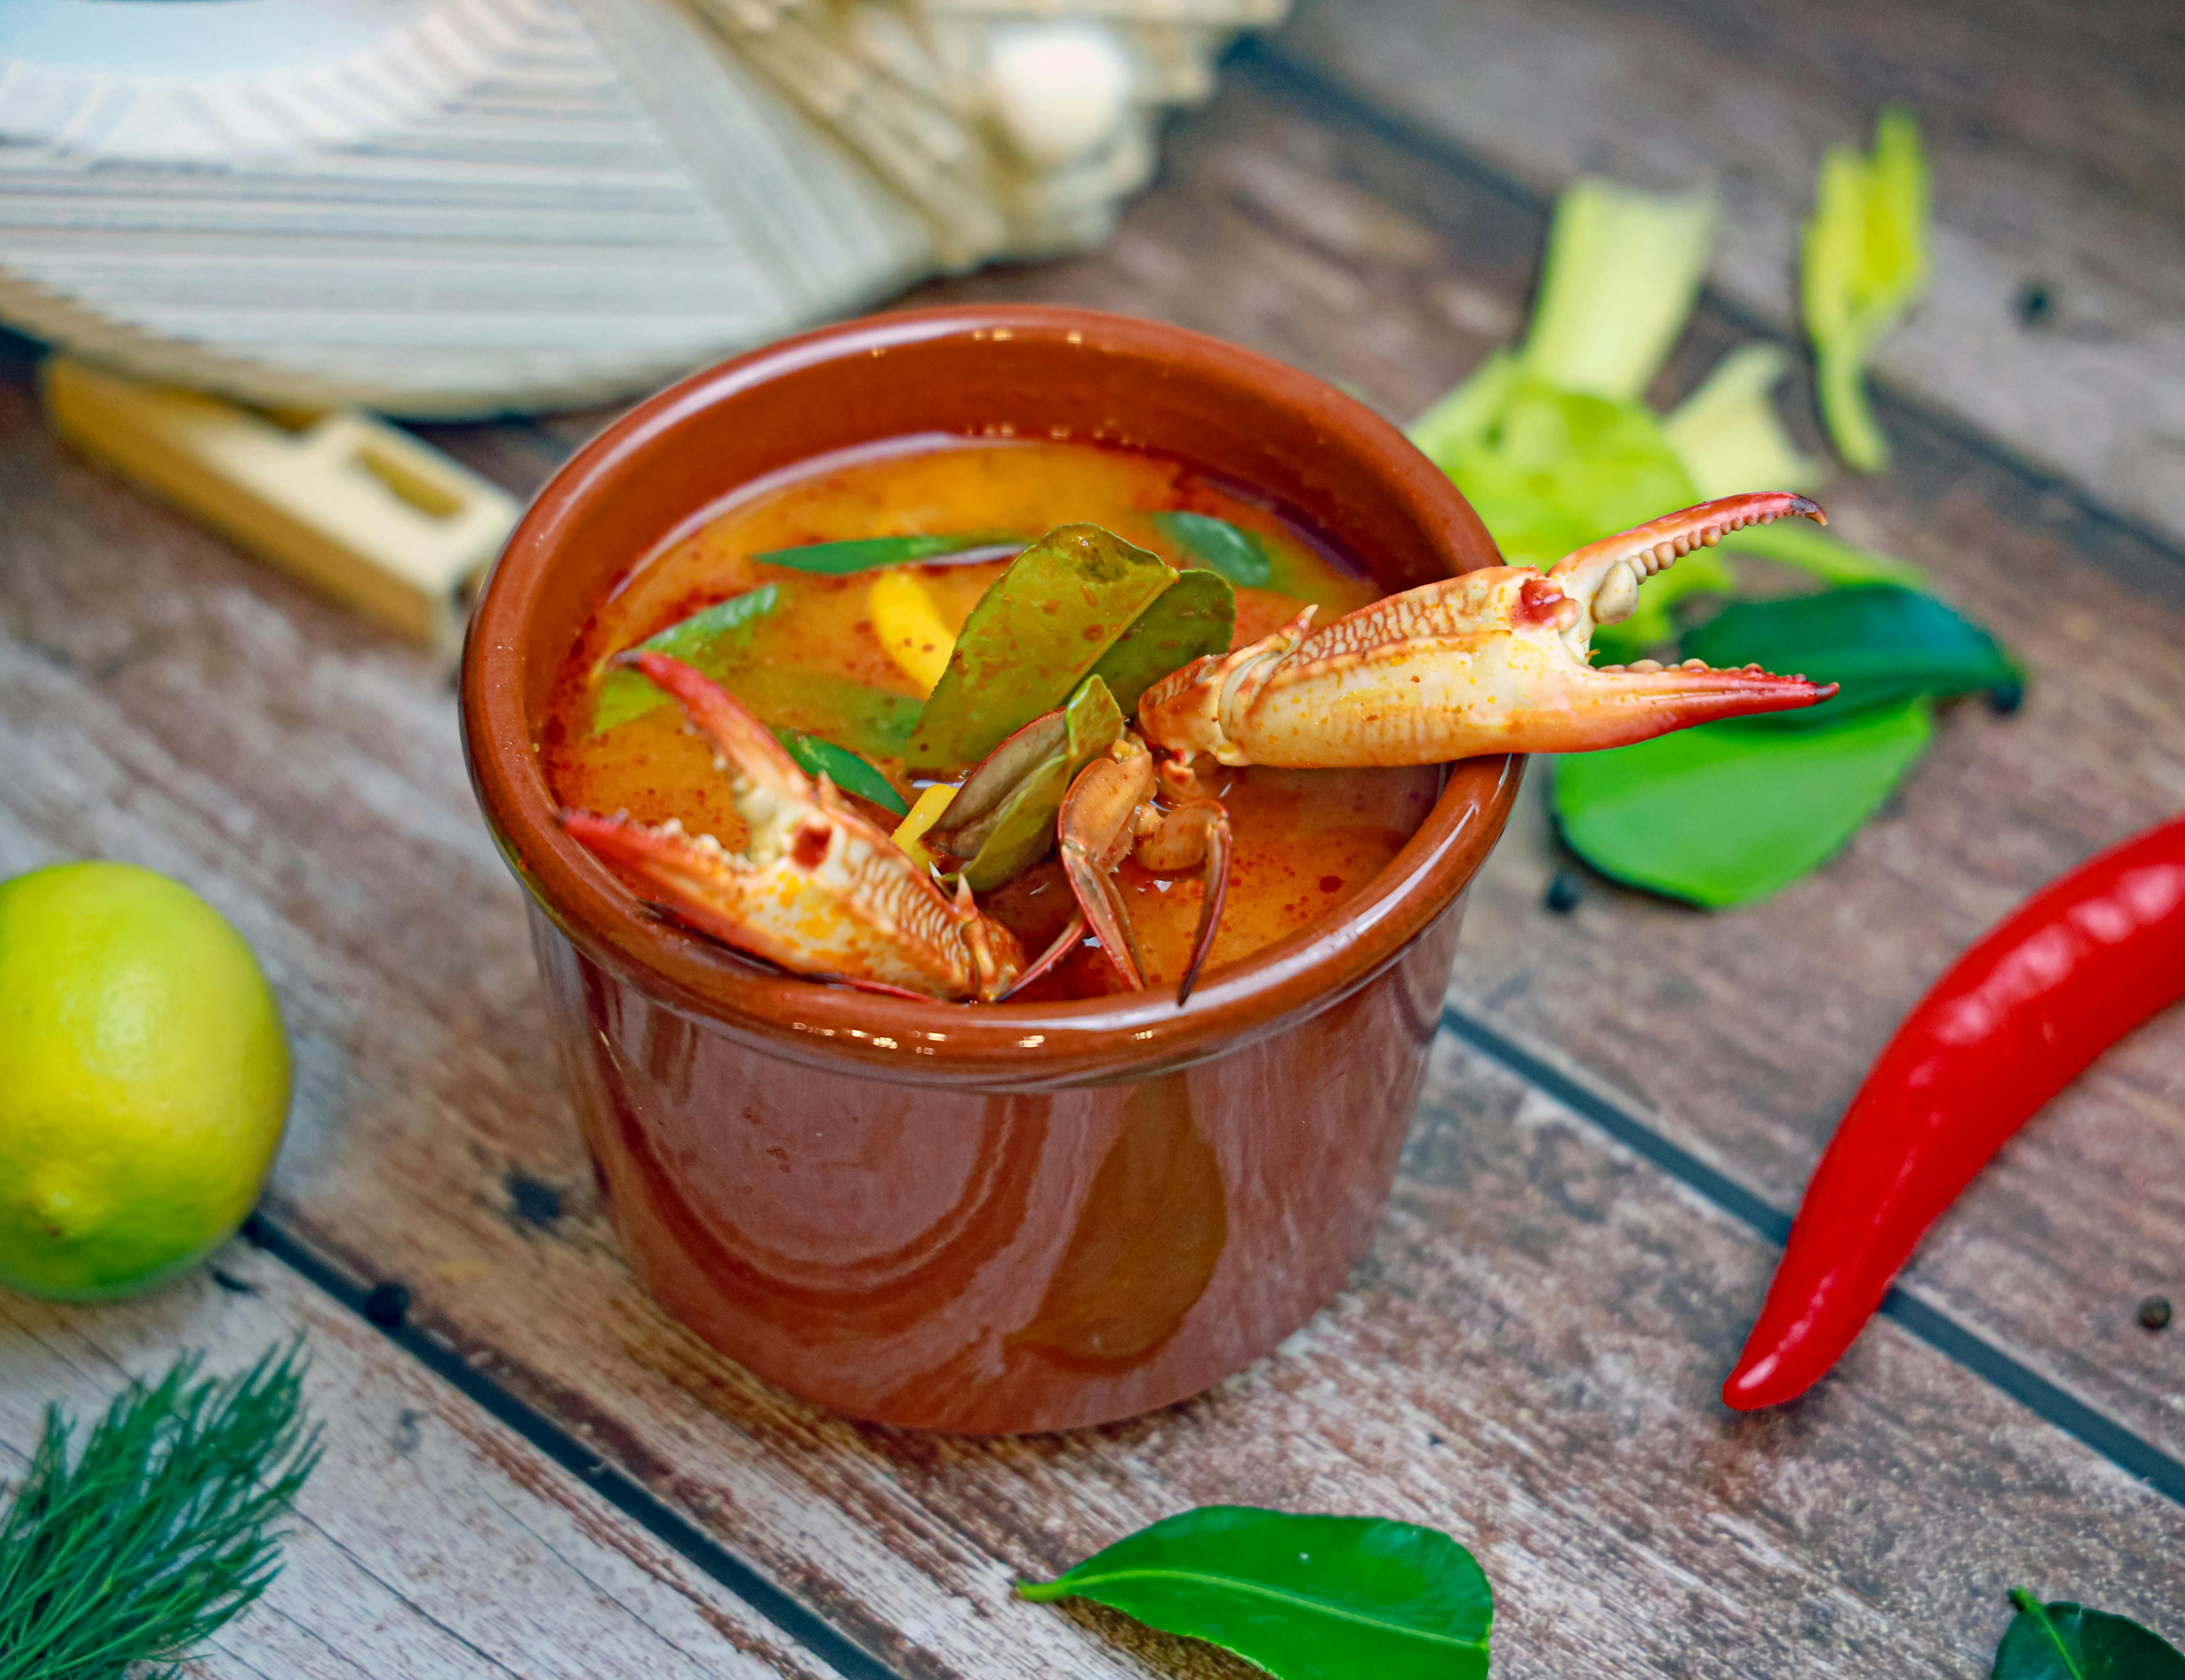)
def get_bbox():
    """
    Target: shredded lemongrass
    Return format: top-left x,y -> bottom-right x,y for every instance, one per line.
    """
892,783 -> 958,868
1802,107 -> 1931,471
1519,180 -> 1716,403
1664,344 -> 1824,499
